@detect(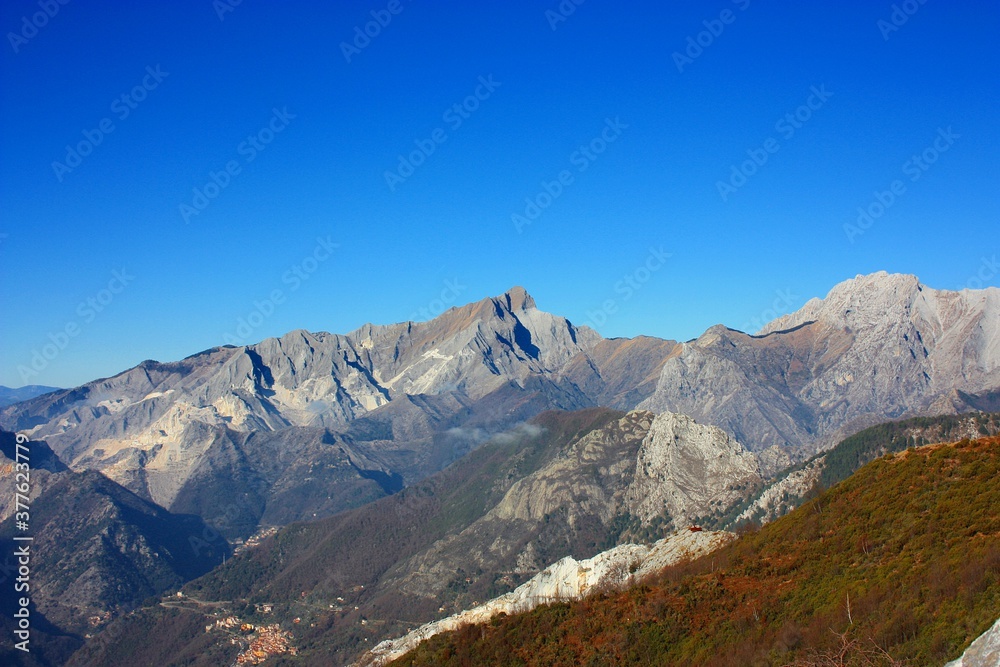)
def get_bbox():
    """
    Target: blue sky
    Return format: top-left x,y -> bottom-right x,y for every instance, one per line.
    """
1,0 -> 998,388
